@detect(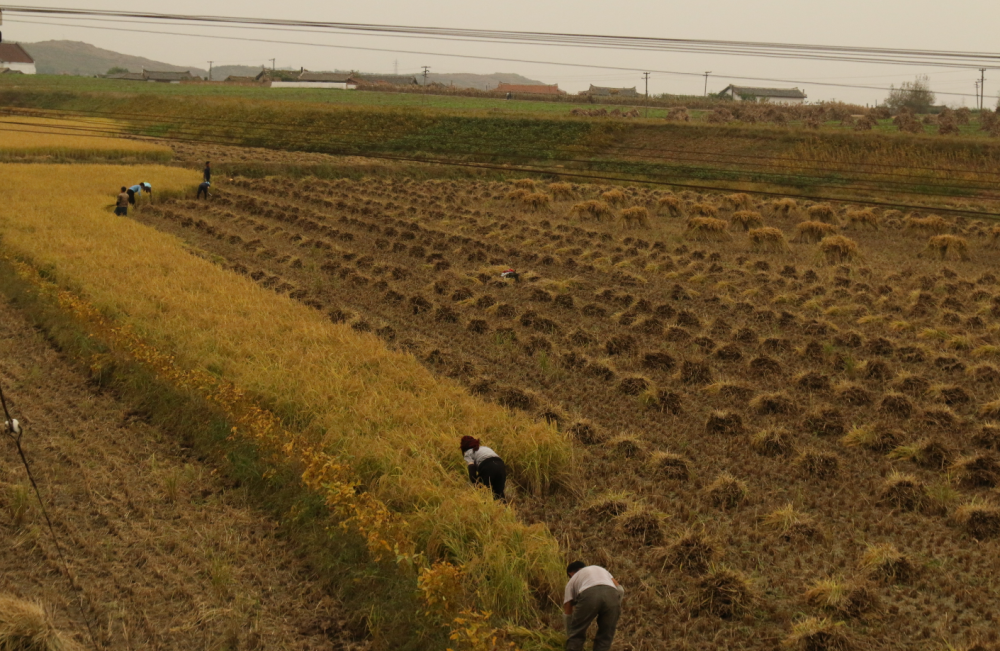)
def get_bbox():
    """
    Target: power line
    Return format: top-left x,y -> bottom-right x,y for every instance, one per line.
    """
8,17 -> 987,99
7,5 -> 1000,68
